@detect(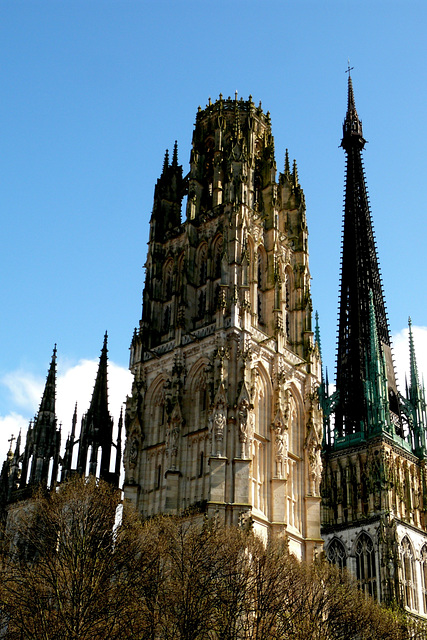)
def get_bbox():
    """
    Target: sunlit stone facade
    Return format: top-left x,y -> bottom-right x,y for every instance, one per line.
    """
123,95 -> 323,560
